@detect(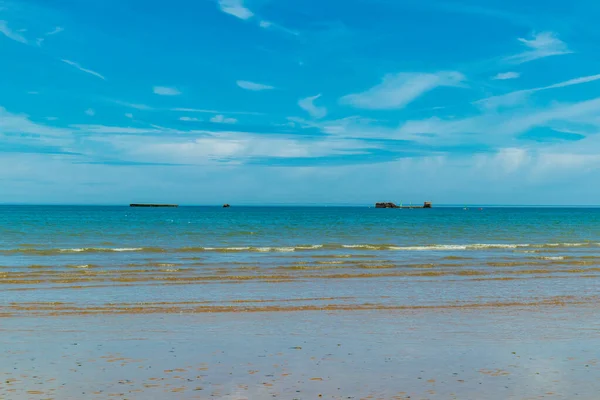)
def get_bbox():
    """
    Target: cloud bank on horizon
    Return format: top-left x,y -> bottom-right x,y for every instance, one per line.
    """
1,0 -> 600,205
